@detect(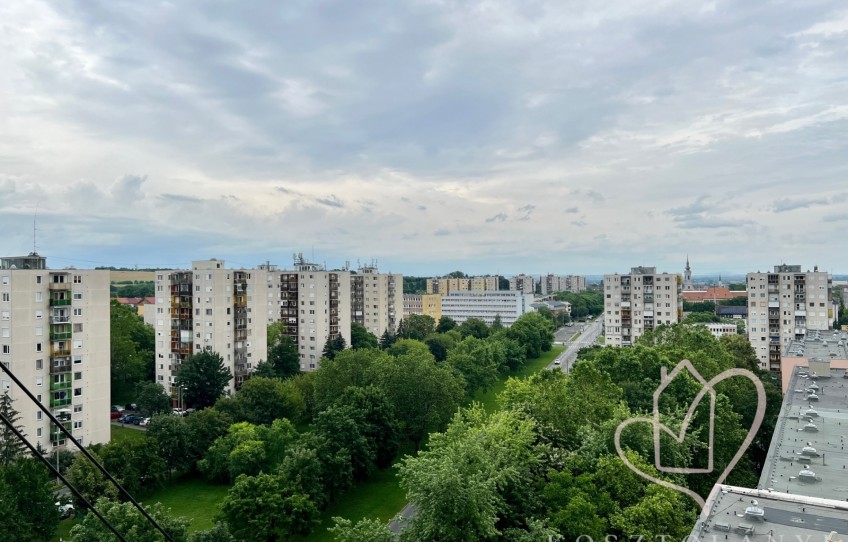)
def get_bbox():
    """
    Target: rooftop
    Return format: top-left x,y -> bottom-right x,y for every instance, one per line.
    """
758,364 -> 848,499
690,485 -> 848,541
785,330 -> 848,362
